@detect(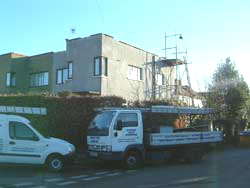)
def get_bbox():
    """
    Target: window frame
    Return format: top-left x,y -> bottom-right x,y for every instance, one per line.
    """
94,56 -> 108,77
103,57 -> 108,76
6,72 -> 16,87
9,121 -> 39,141
114,113 -> 139,129
68,61 -> 73,79
30,71 -> 49,87
56,69 -> 63,85
128,65 -> 143,81
56,68 -> 69,85
63,68 -> 68,83
94,57 -> 101,76
156,73 -> 164,86
44,72 -> 49,86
